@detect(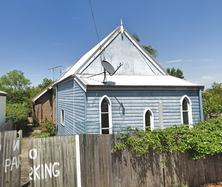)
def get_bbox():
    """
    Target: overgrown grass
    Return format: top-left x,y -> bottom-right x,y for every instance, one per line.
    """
112,118 -> 222,160
33,131 -> 50,138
